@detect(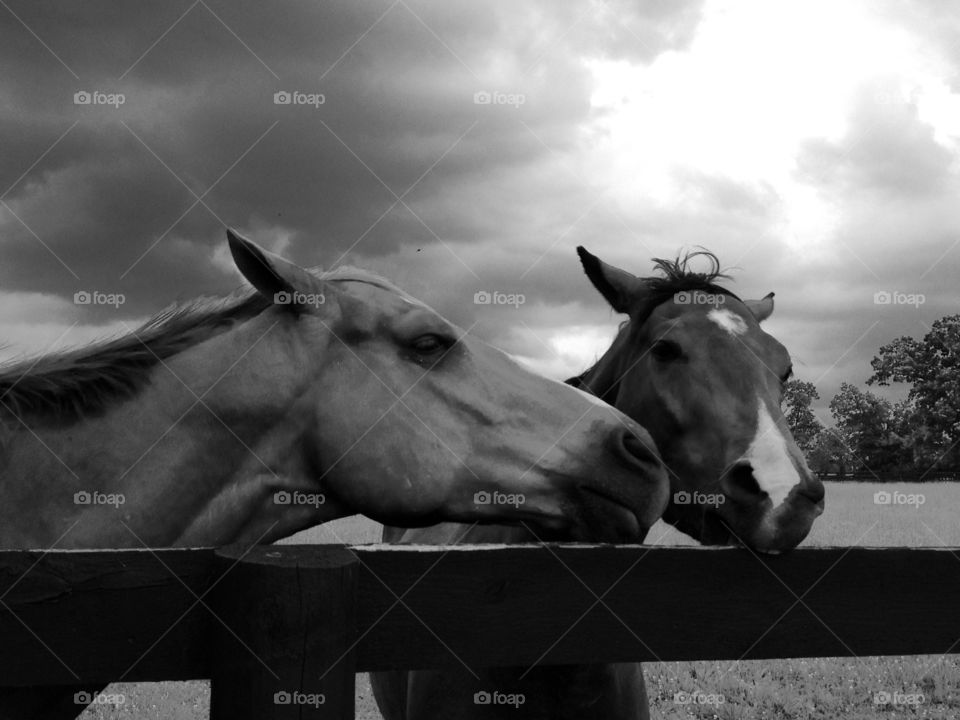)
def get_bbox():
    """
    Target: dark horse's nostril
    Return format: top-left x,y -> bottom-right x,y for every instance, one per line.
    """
798,476 -> 826,505
722,461 -> 766,503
